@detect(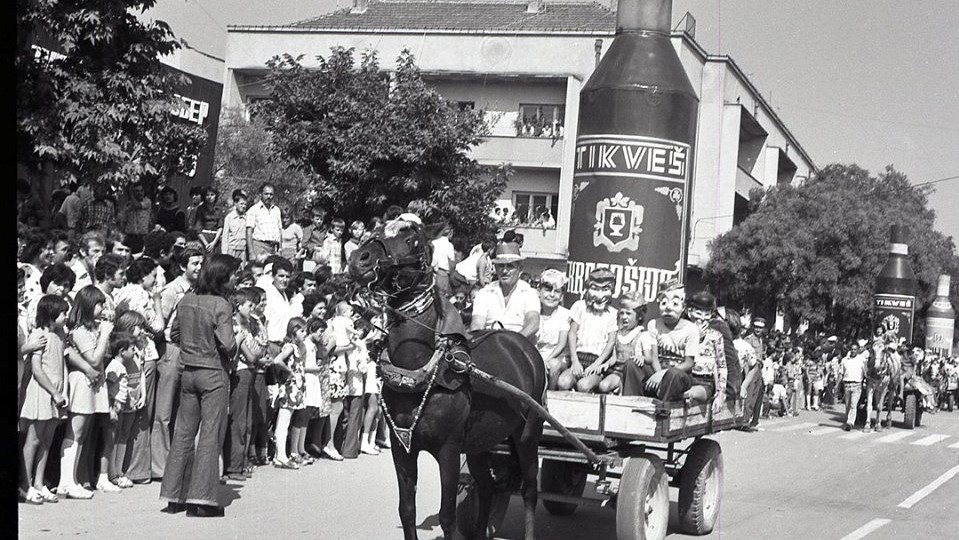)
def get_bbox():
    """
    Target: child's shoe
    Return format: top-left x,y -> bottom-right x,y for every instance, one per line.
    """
58,484 -> 94,500
39,486 -> 59,503
23,487 -> 45,505
96,478 -> 122,493
115,476 -> 134,489
361,441 -> 380,455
